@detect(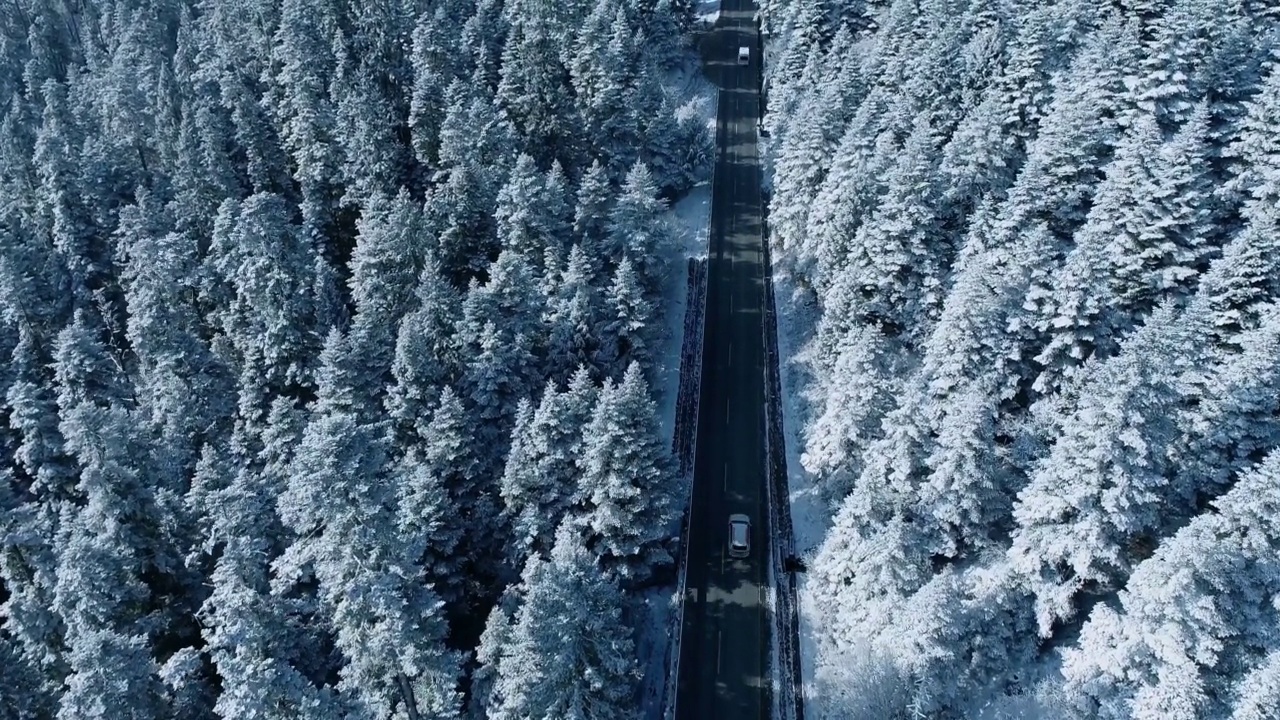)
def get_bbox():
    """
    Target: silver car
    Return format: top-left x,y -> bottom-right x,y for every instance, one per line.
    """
728,514 -> 751,558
